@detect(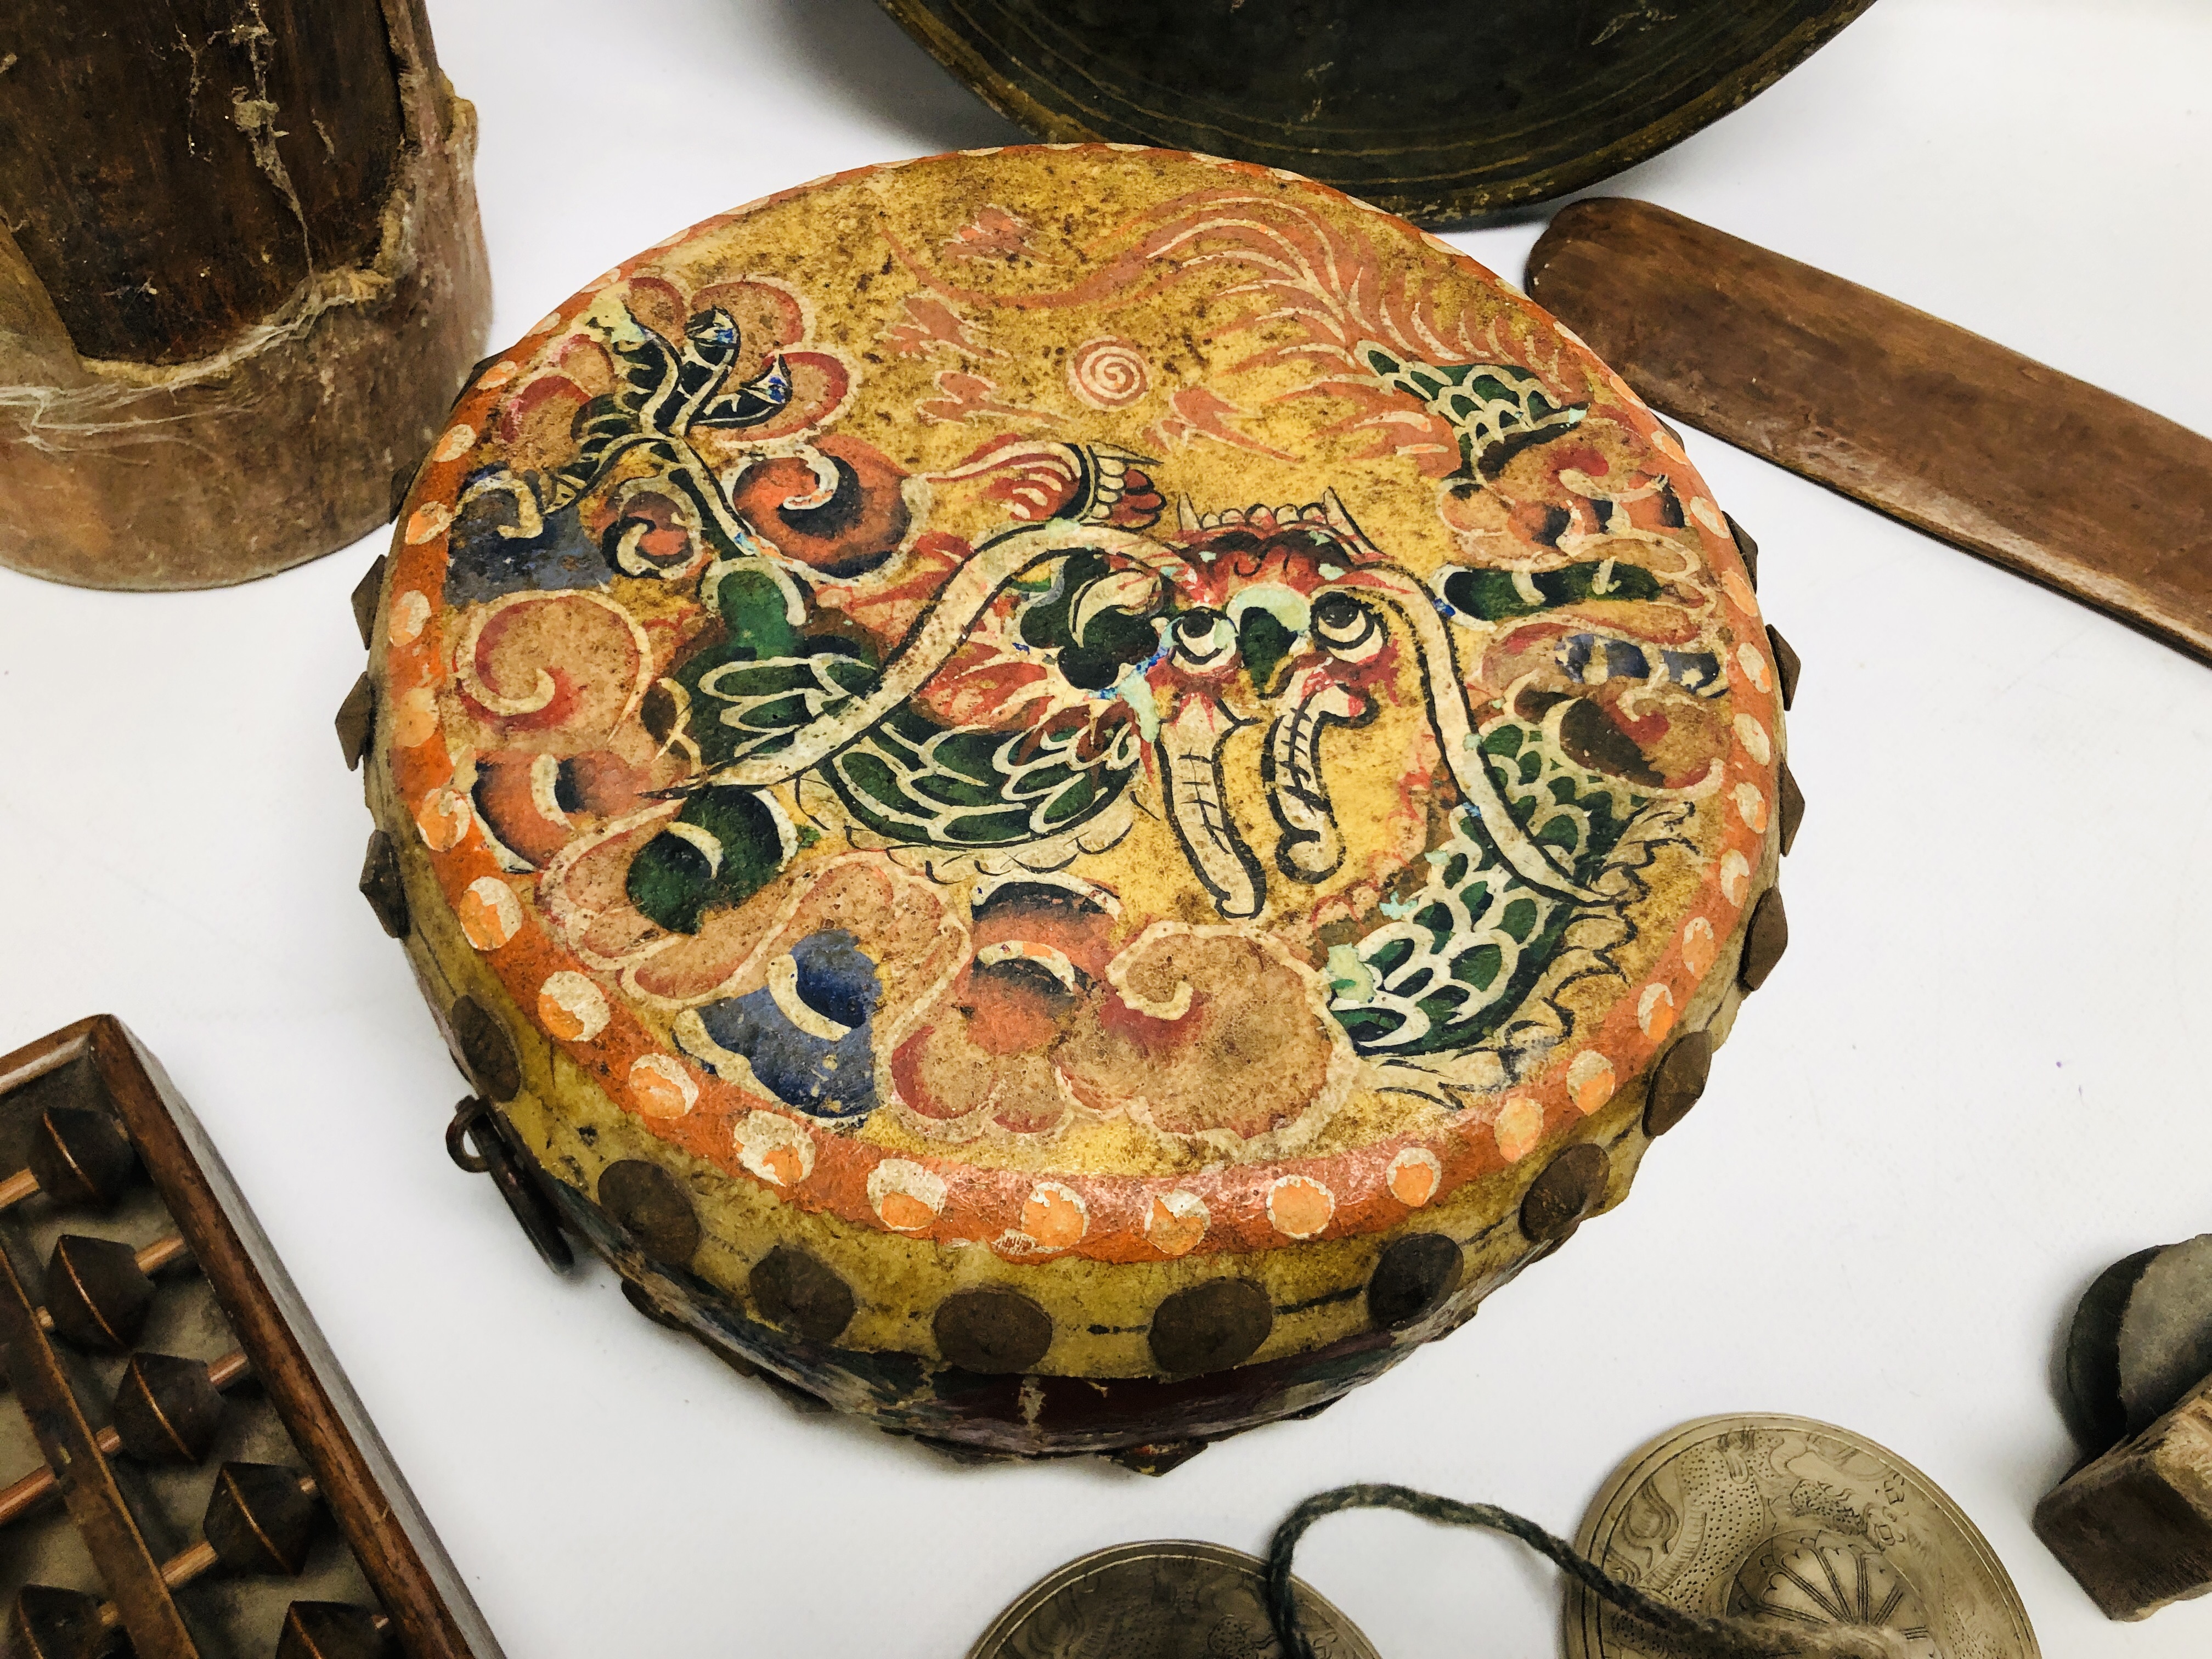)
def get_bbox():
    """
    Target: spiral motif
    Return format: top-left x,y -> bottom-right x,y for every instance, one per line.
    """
1066,336 -> 1151,410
